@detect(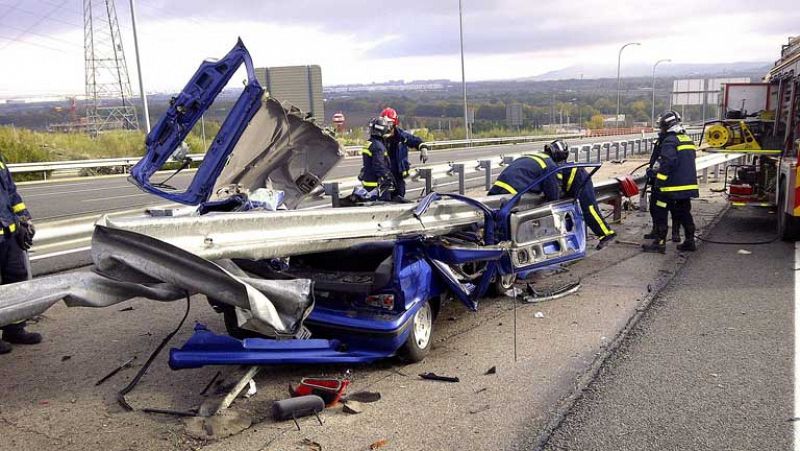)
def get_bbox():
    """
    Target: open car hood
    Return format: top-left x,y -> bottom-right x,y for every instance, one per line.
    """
130,39 -> 343,207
